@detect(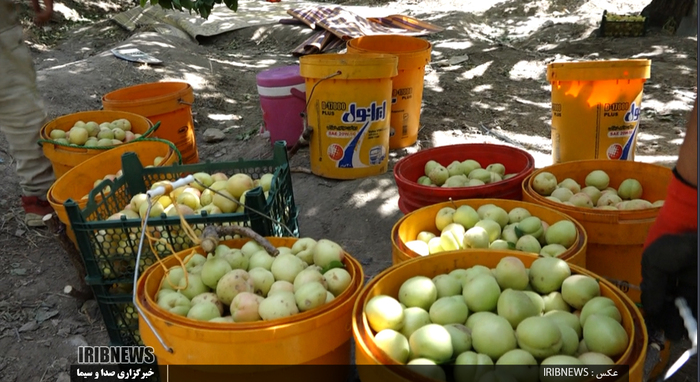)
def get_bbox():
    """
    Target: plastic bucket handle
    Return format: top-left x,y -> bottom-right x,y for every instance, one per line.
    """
297,70 -> 342,142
